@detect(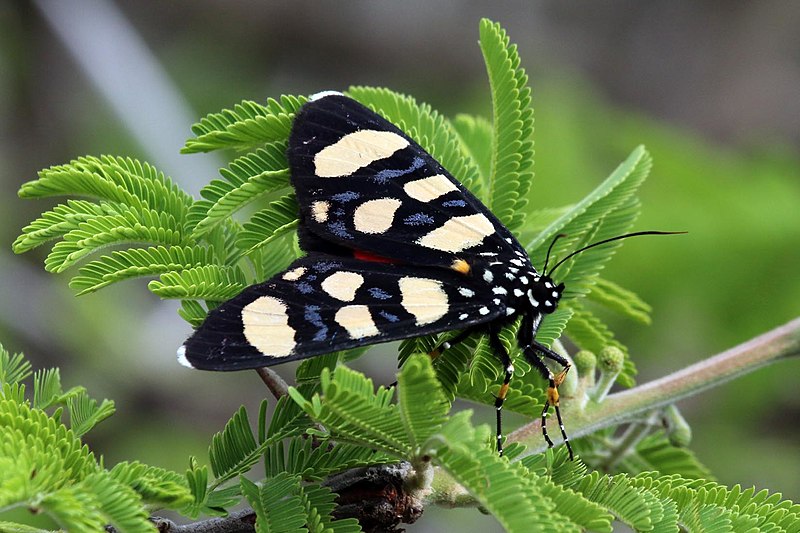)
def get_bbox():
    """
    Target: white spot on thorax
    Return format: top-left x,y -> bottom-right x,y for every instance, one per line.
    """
483,270 -> 494,283
353,197 -> 401,234
513,288 -> 524,297
321,271 -> 364,301
314,130 -> 409,178
458,287 -> 475,298
399,277 -> 449,325
492,287 -> 507,295
242,296 -> 295,357
335,305 -> 380,338
479,306 -> 490,316
417,214 -> 495,252
403,174 -> 458,202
